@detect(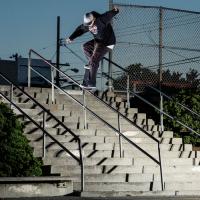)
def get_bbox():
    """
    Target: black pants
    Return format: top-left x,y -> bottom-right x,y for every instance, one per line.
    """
82,39 -> 110,86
